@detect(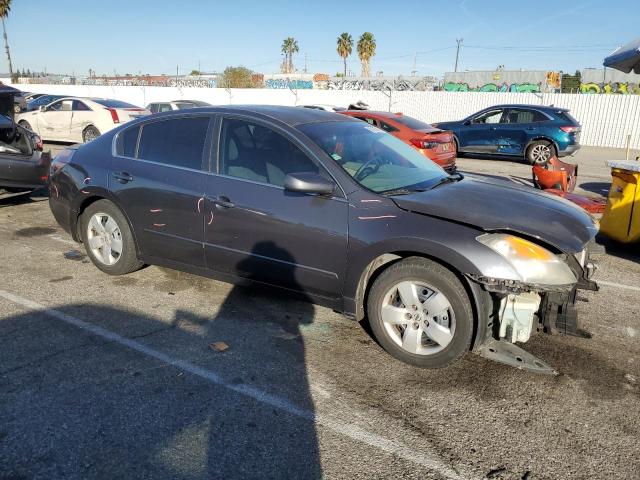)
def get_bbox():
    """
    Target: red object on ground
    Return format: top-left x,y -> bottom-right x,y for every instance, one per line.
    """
340,110 -> 457,171
543,189 -> 606,214
532,156 -> 578,192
